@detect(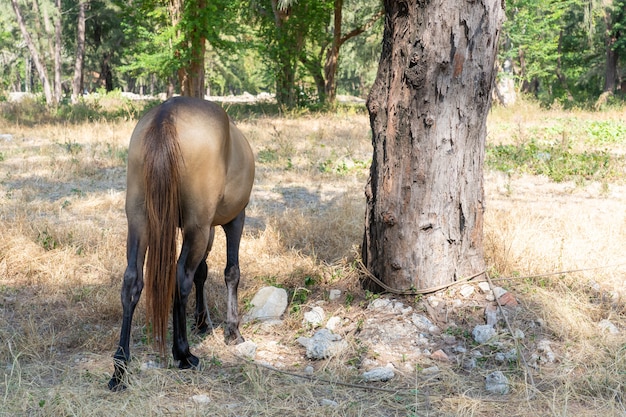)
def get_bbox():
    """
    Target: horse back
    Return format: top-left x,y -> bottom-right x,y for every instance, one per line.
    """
126,97 -> 254,227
